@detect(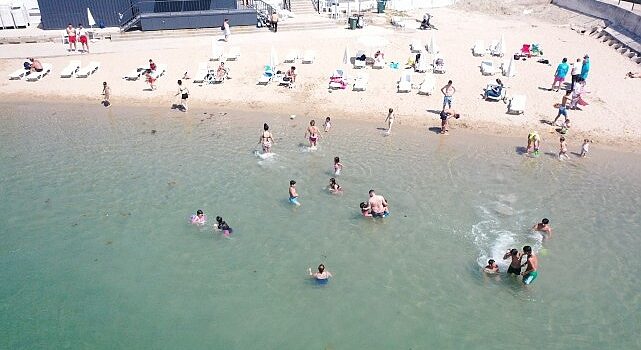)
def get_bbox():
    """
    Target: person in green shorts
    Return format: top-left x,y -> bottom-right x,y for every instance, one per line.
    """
521,246 -> 538,285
